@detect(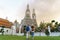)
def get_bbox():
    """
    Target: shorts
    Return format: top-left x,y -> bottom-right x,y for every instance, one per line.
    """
31,32 -> 34,37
